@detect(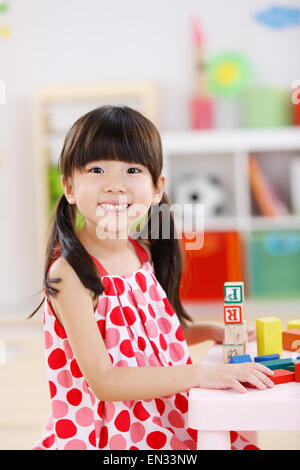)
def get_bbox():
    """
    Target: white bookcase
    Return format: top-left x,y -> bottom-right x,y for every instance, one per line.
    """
161,127 -> 300,232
